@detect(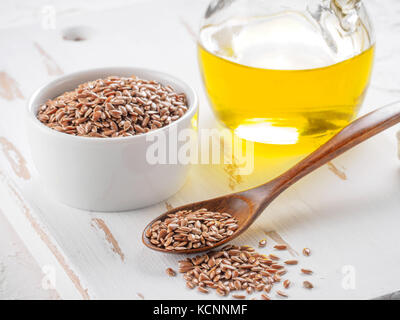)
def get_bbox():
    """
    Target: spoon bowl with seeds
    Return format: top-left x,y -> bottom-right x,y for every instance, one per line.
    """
143,102 -> 400,254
